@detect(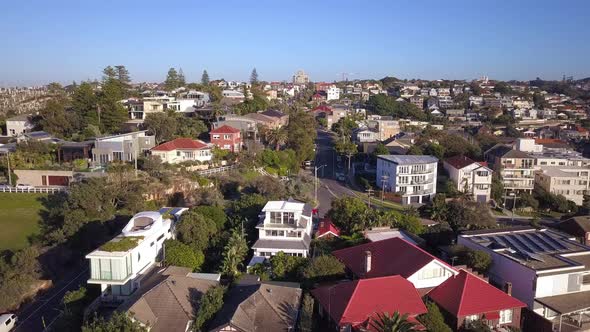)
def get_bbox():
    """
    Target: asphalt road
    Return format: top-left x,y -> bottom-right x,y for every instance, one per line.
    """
15,267 -> 89,332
